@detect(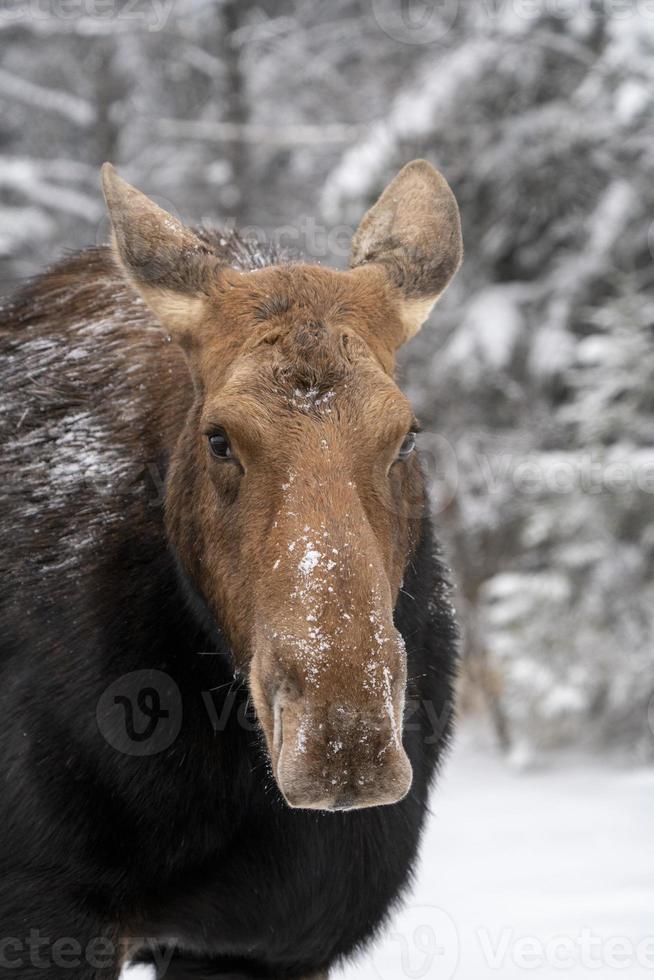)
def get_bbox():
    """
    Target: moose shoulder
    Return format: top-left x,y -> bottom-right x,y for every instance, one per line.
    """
0,160 -> 461,979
